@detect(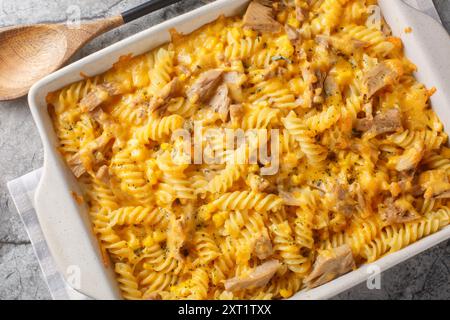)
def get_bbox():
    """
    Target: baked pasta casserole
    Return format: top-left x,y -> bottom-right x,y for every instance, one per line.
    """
47,0 -> 450,299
